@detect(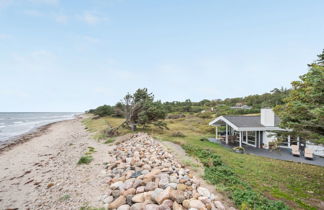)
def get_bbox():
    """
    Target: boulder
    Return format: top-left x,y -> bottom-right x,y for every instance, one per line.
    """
123,178 -> 135,190
189,200 -> 206,209
144,204 -> 159,210
136,186 -> 145,194
197,187 -> 210,198
124,188 -> 136,196
132,193 -> 145,203
155,187 -> 172,204
130,203 -> 144,210
170,190 -> 185,204
117,205 -> 130,210
214,201 -> 225,210
177,184 -> 187,191
173,202 -> 184,210
109,195 -> 126,209
111,181 -> 124,190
